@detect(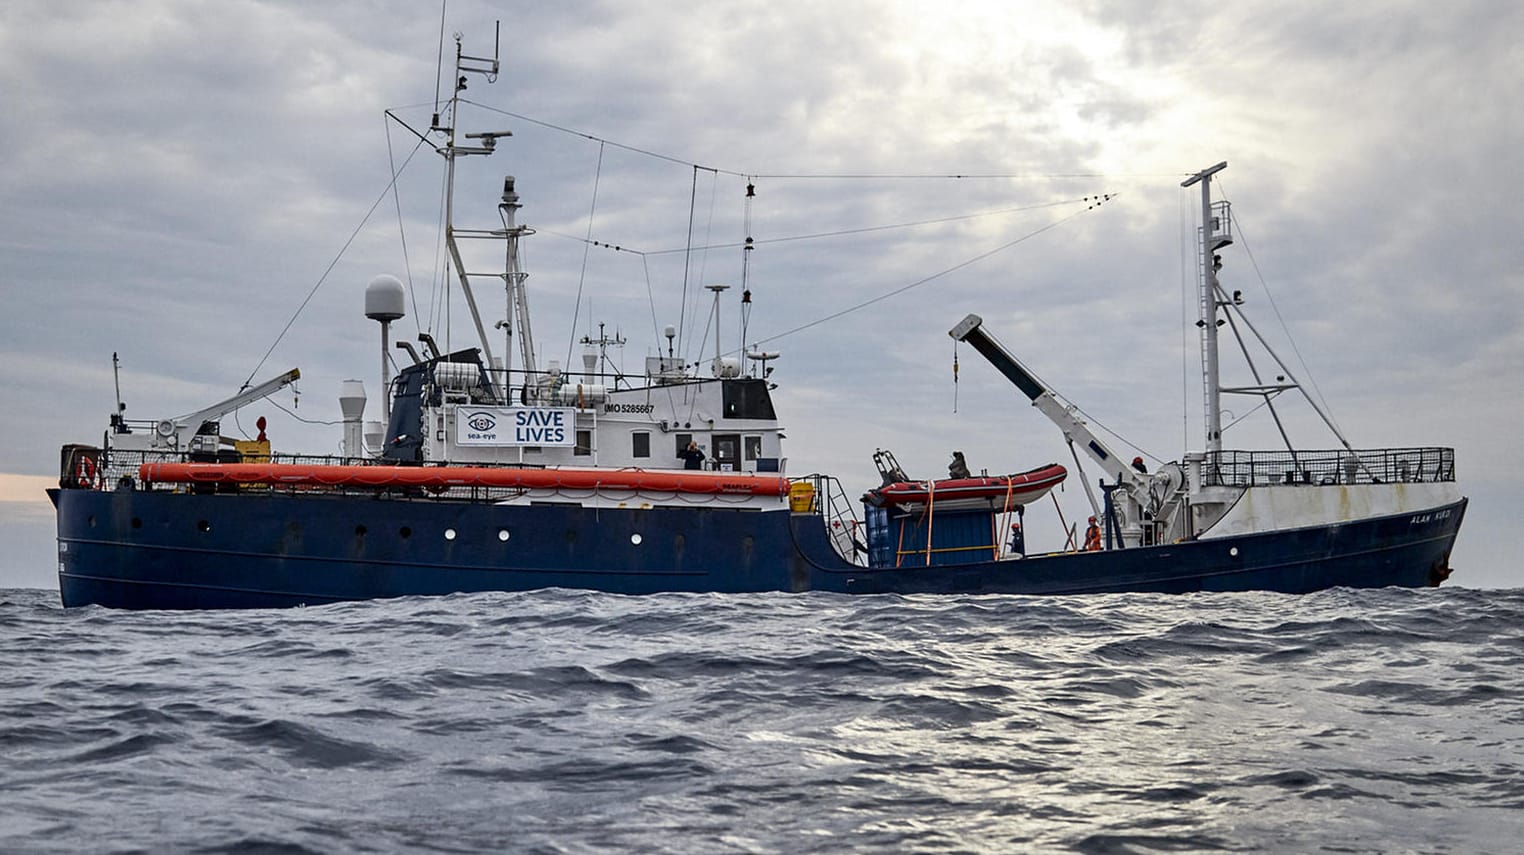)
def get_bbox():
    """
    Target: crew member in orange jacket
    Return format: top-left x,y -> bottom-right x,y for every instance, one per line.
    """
1083,515 -> 1102,551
